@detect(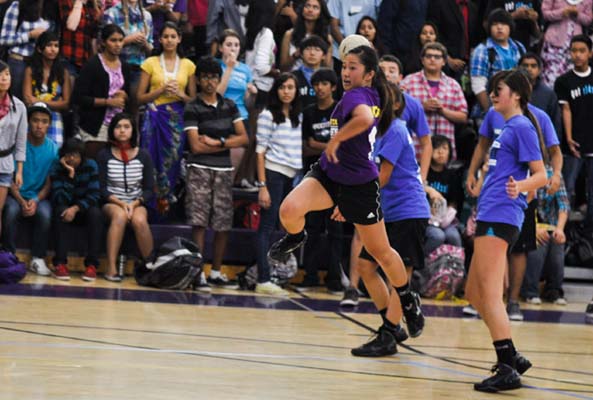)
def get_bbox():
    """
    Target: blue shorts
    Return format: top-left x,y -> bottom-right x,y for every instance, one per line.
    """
0,173 -> 12,187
